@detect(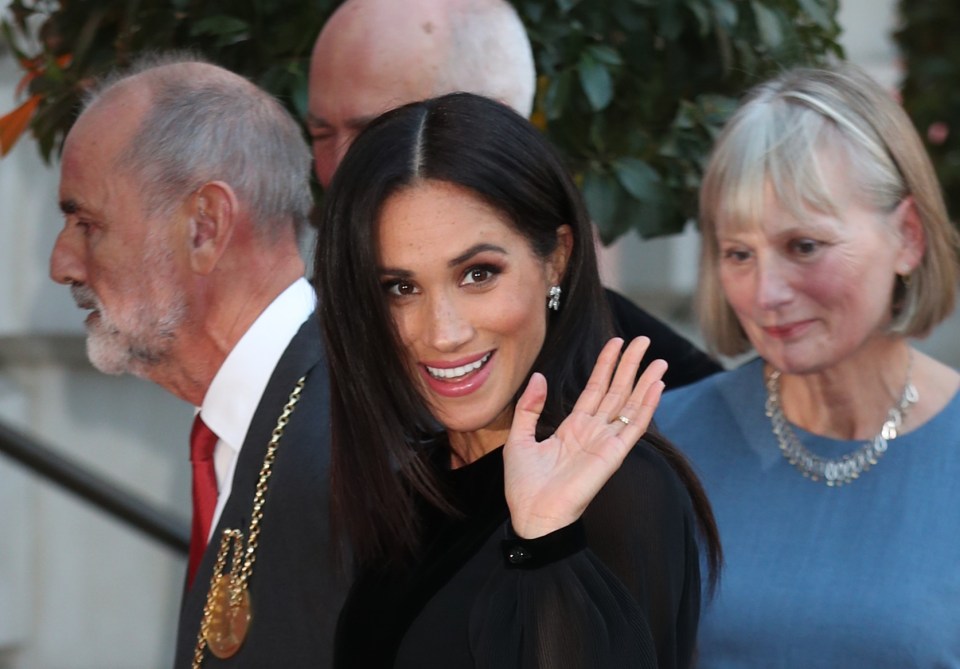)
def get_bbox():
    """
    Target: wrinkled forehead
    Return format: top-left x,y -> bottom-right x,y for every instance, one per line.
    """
59,106 -> 140,204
